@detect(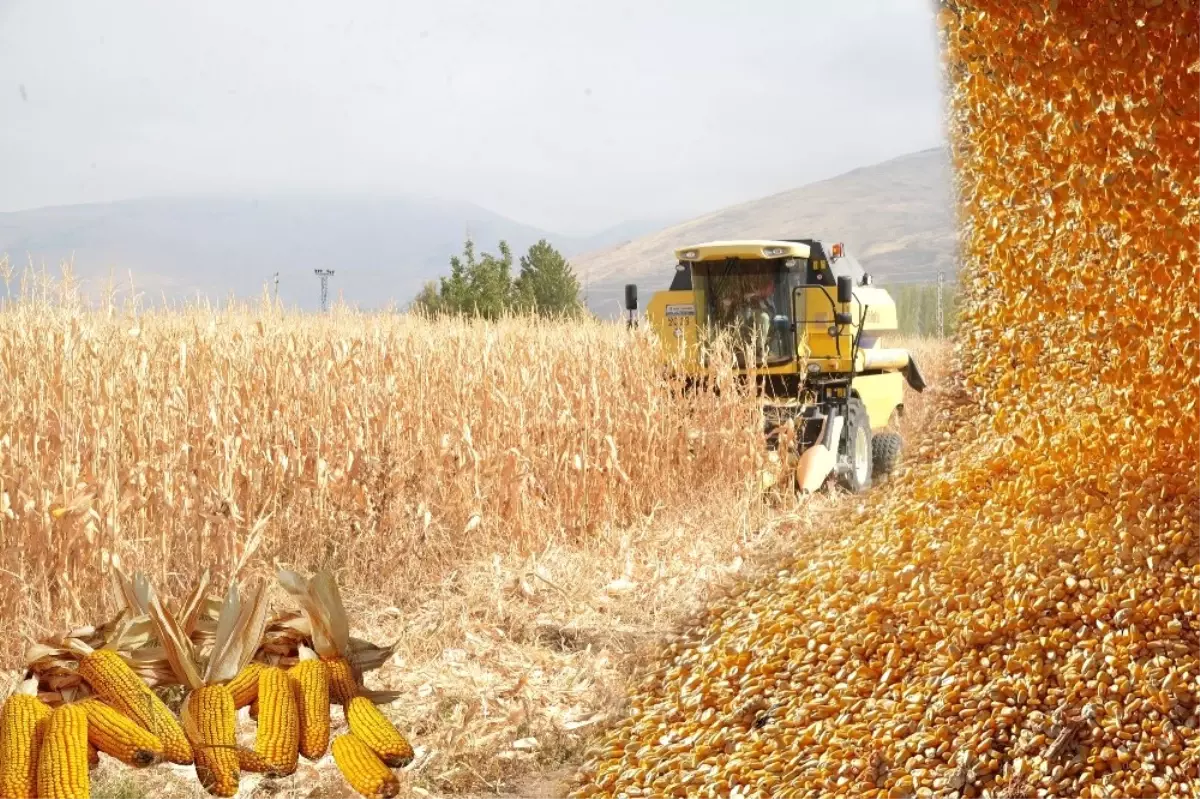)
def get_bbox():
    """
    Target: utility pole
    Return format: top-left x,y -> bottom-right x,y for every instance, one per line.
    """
936,271 -> 945,339
273,272 -> 279,304
314,269 -> 335,312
